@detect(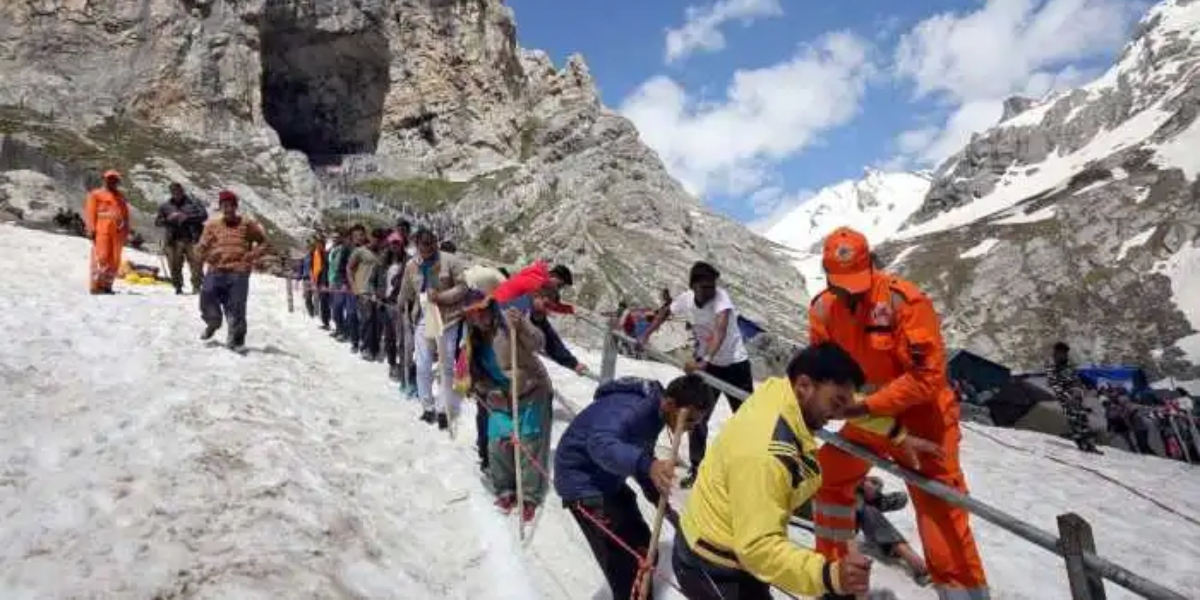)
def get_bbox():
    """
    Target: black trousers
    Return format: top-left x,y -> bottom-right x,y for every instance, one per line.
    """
381,307 -> 398,366
318,291 -> 331,327
672,532 -> 771,600
567,485 -> 652,600
690,360 -> 754,471
475,397 -> 489,465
